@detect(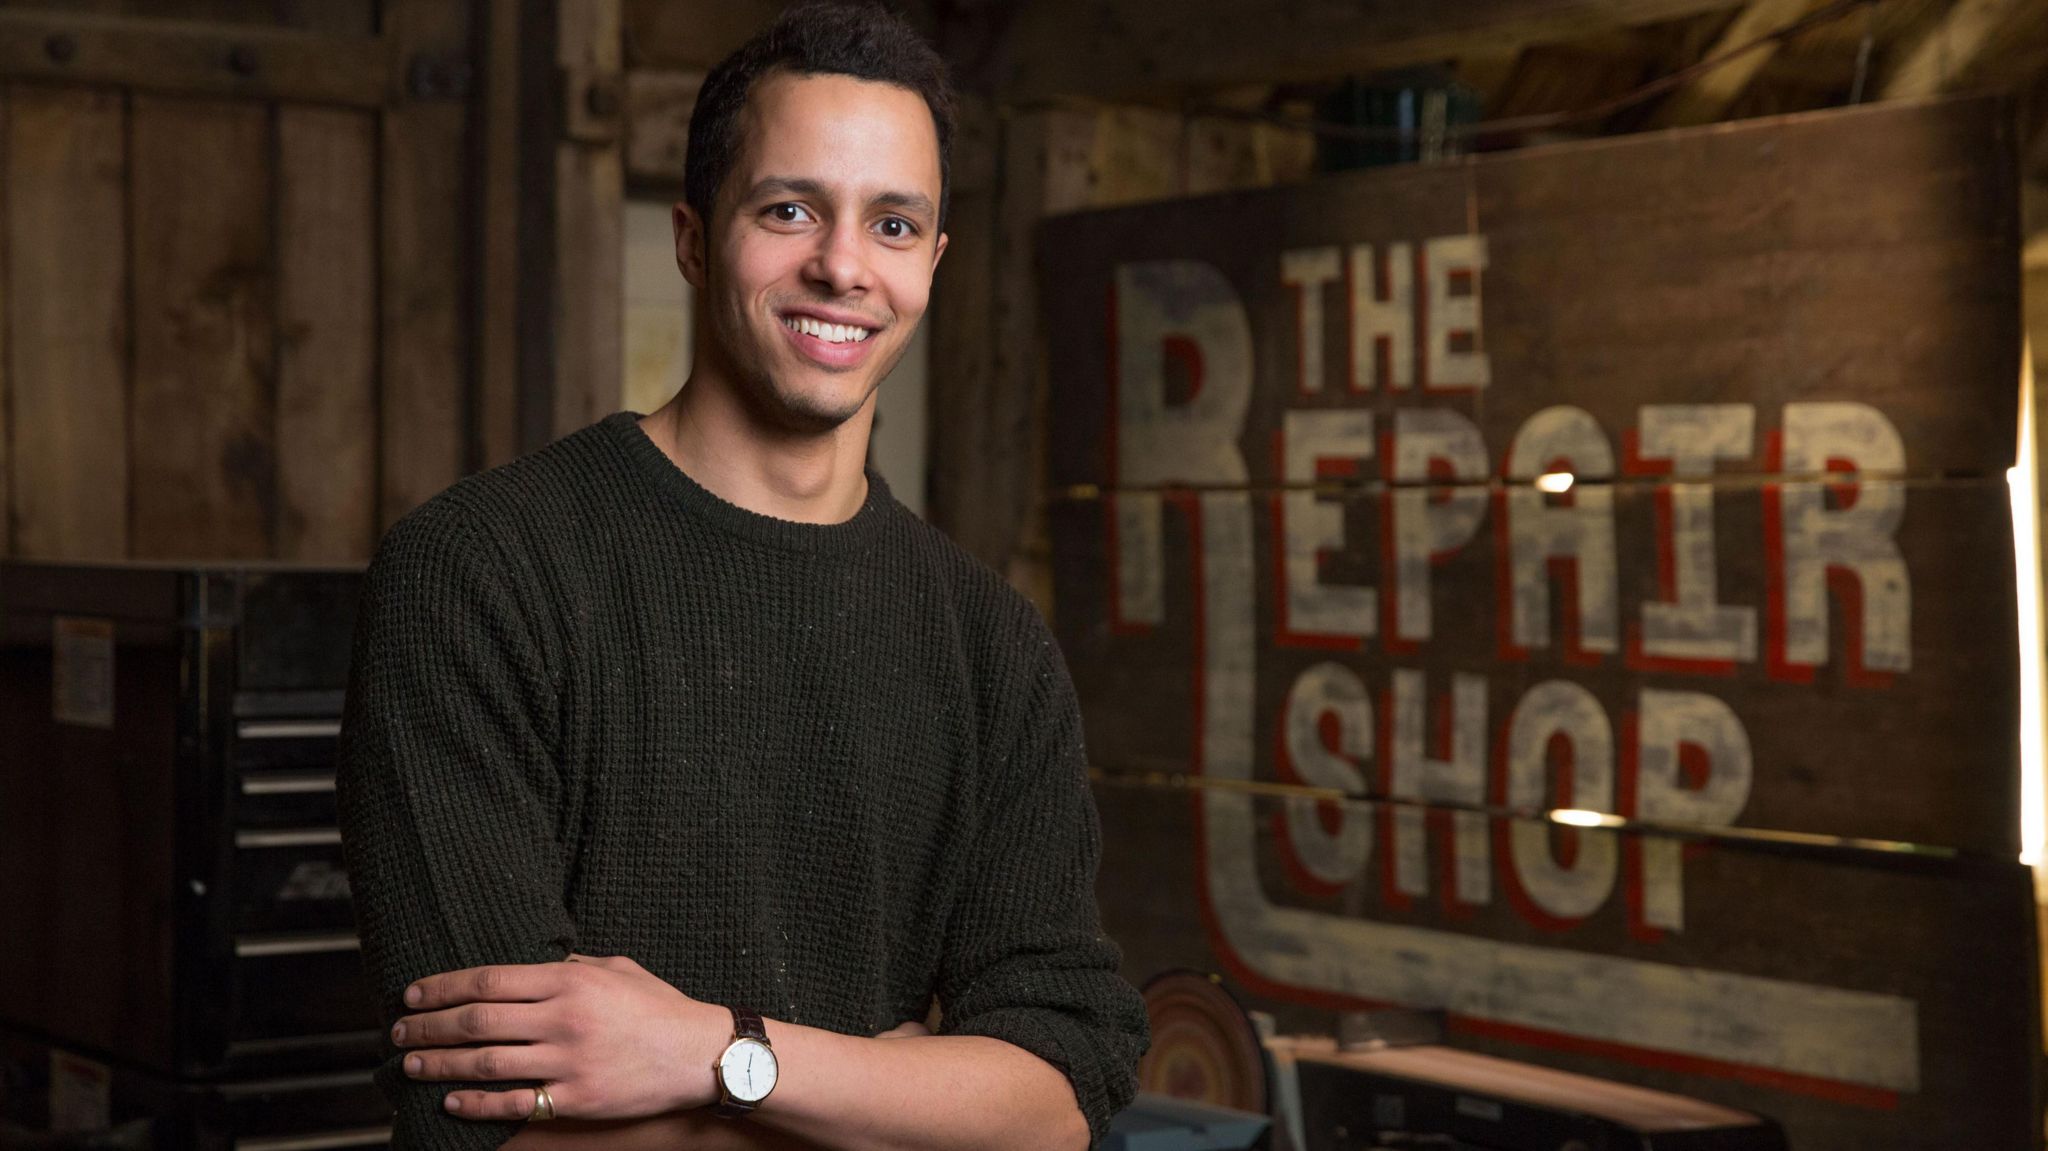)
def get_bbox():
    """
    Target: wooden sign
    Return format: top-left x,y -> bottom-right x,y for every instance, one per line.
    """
1040,97 -> 2037,1149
